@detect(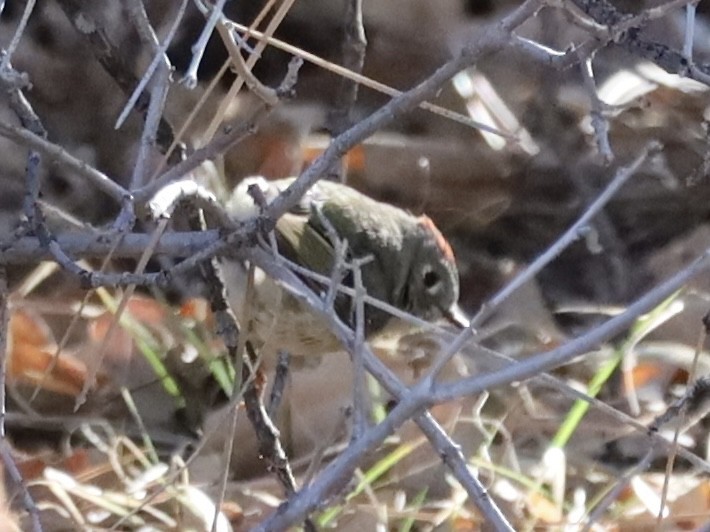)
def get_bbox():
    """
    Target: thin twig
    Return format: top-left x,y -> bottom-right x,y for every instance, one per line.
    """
473,144 -> 656,326
134,110 -> 267,203
267,351 -> 290,419
0,230 -> 220,264
1,0 -> 36,69
0,120 -> 129,205
216,20 -> 278,105
181,0 -> 228,89
683,1 -> 698,59
351,259 -> 367,441
130,63 -> 172,189
579,54 -> 613,164
202,0 -> 297,141
229,21 -> 513,138
122,0 -> 162,53
115,0 -> 187,131
327,0 -> 367,181
0,269 -> 42,531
